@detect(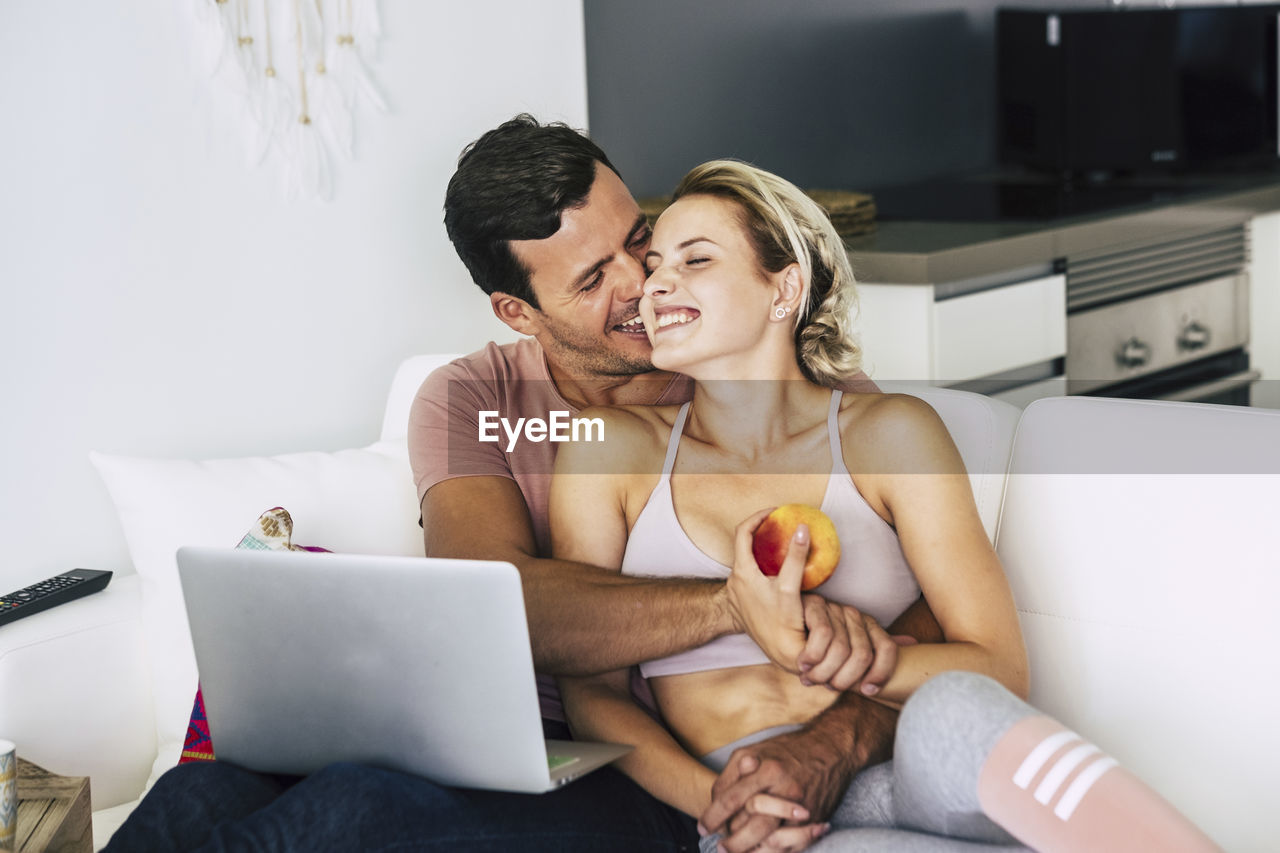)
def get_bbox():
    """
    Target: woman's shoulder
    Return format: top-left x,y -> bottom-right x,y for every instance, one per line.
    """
839,391 -> 960,474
